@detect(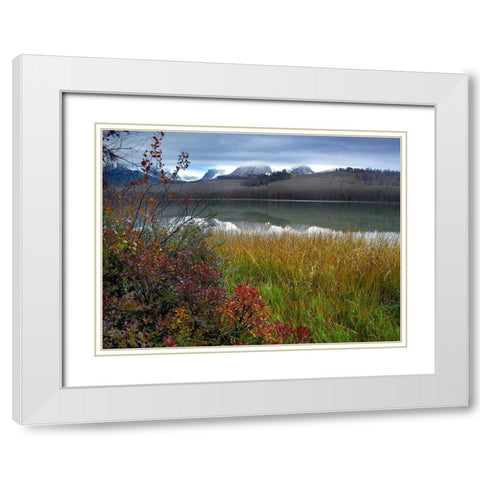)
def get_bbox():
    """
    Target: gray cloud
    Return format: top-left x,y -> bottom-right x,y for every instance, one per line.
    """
108,130 -> 400,177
